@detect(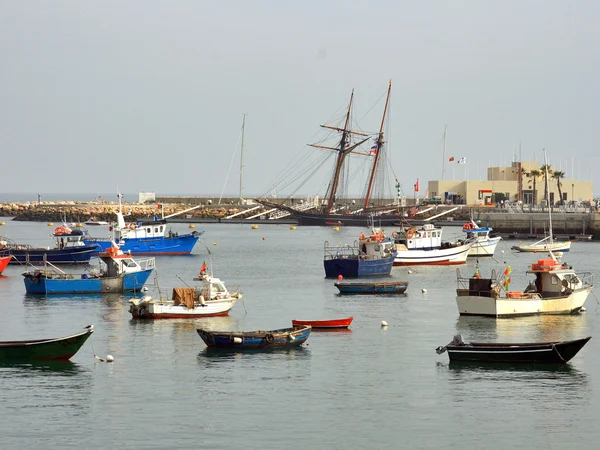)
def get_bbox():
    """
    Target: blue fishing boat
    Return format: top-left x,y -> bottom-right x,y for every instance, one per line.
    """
197,326 -> 311,349
82,195 -> 201,255
323,229 -> 397,278
0,227 -> 99,265
334,280 -> 408,294
23,246 -> 155,294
